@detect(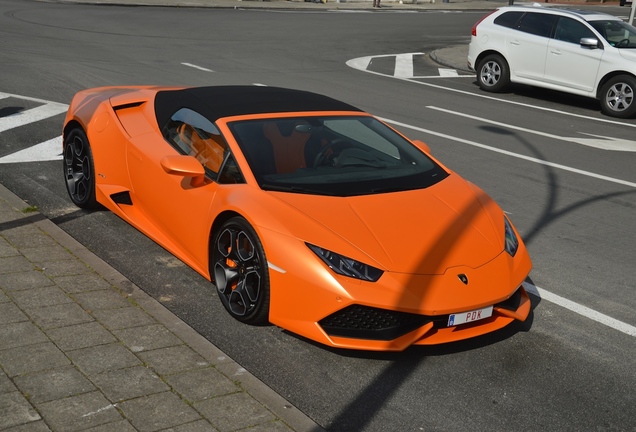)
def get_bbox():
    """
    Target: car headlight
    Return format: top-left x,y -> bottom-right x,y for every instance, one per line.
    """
307,243 -> 383,282
504,216 -> 519,257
